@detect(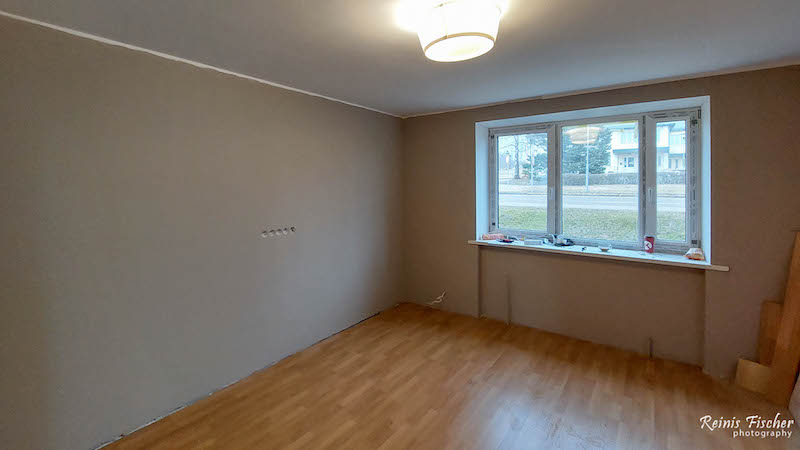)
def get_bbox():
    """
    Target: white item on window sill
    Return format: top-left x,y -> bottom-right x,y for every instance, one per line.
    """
685,247 -> 706,261
524,239 -> 546,246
